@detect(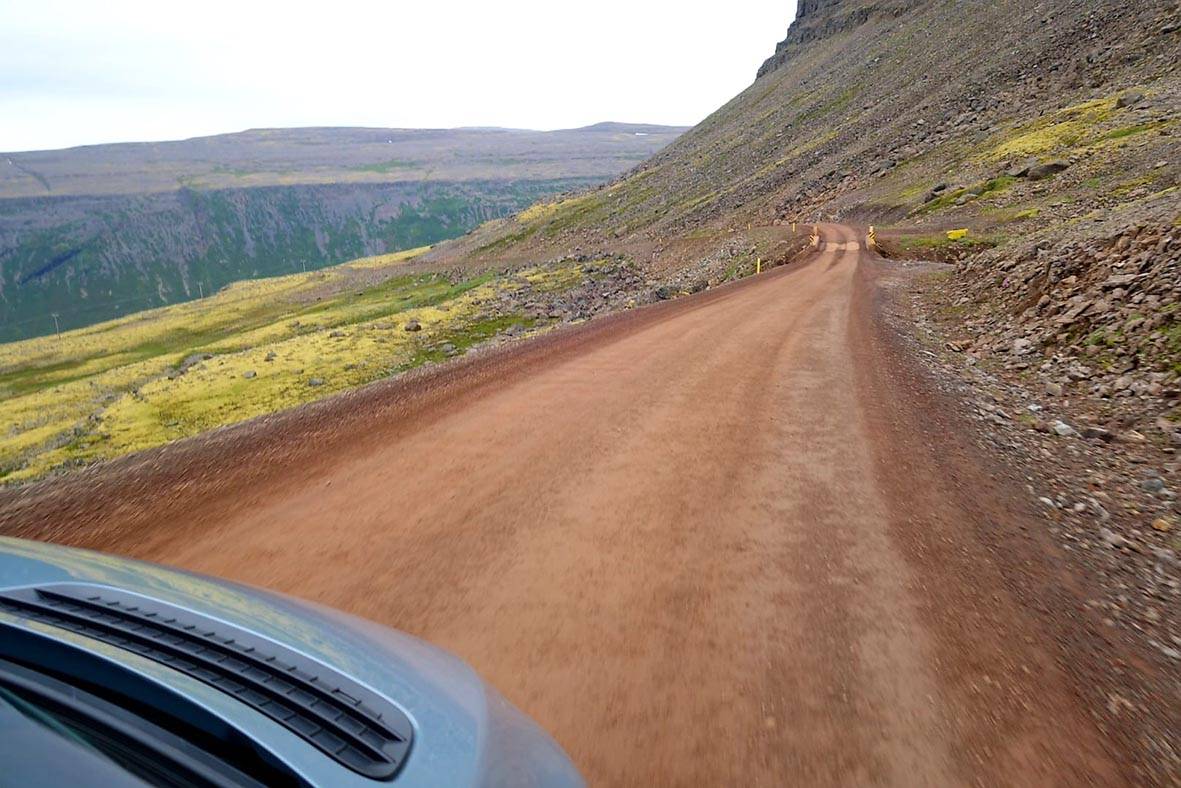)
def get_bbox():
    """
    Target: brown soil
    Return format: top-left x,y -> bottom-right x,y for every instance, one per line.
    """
0,226 -> 1140,785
